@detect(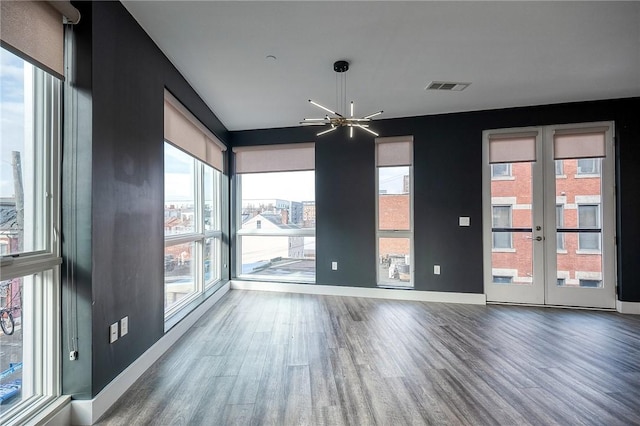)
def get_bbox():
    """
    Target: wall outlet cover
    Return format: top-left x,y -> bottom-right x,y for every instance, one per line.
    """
331,261 -> 338,270
120,316 -> 129,337
109,322 -> 119,343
